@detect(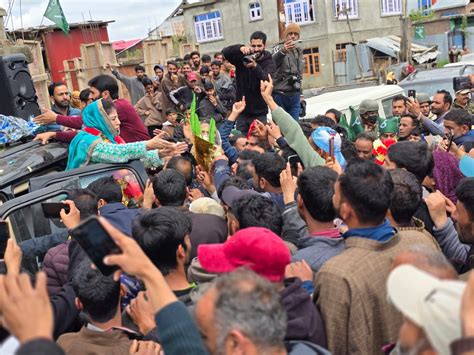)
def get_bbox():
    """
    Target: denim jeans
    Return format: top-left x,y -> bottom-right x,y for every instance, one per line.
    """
273,92 -> 301,121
